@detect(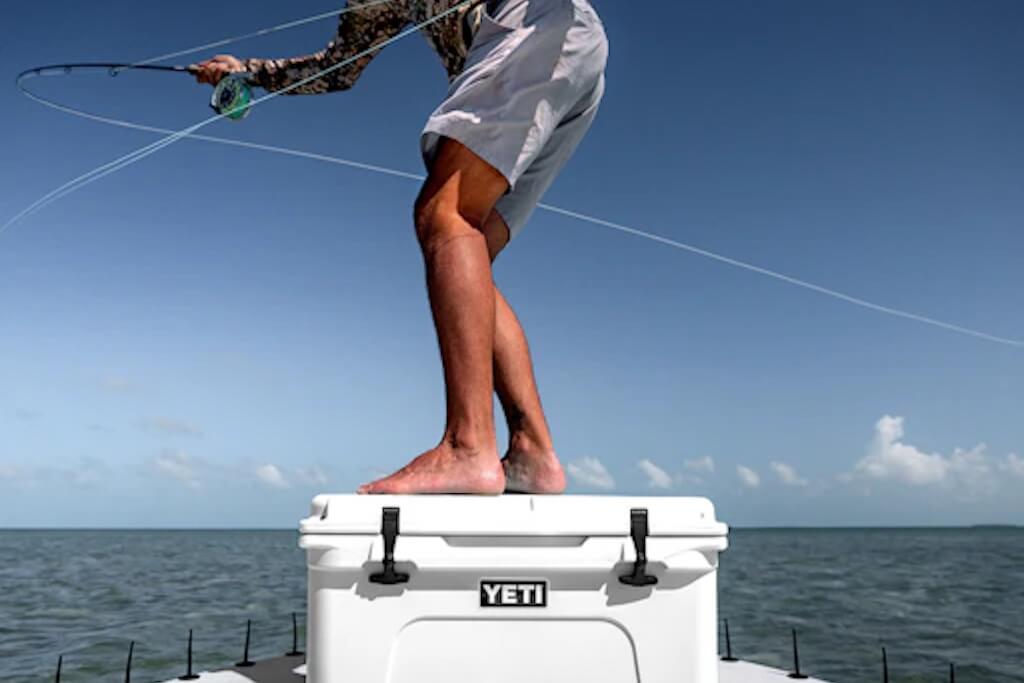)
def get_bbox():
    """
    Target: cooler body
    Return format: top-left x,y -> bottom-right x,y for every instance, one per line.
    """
300,495 -> 729,683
